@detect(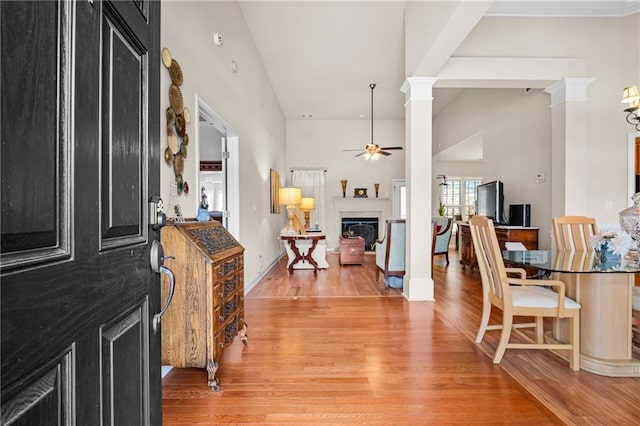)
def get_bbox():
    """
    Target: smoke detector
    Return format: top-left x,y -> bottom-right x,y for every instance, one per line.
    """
213,31 -> 223,47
